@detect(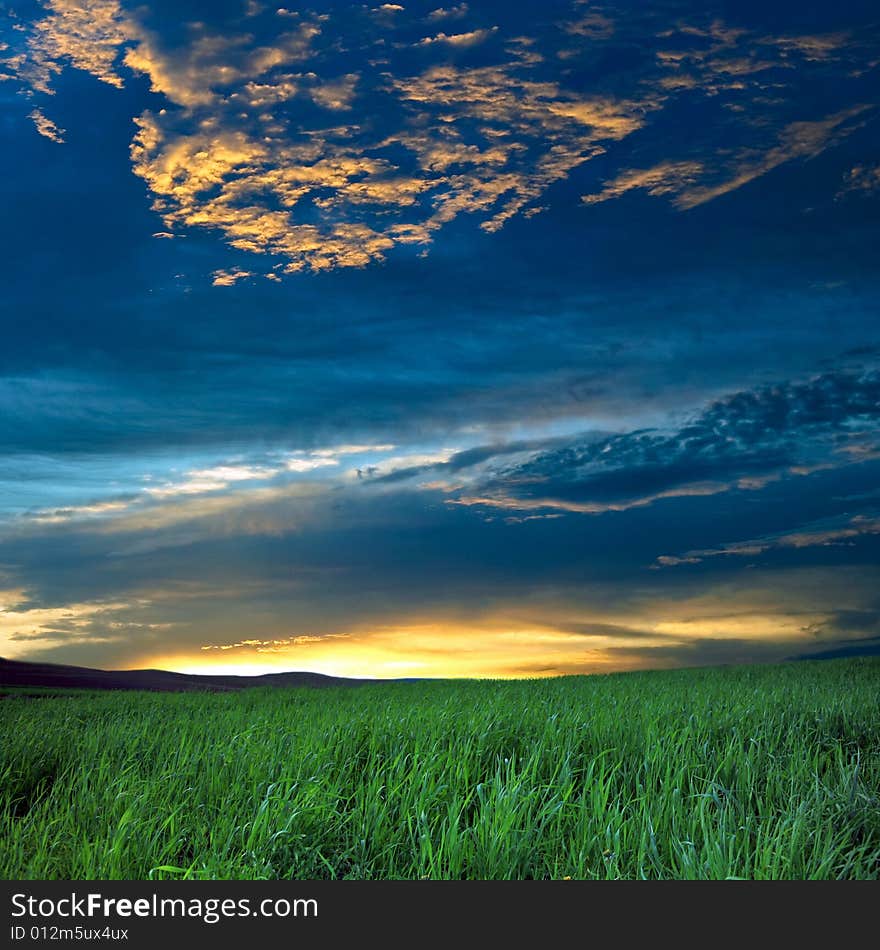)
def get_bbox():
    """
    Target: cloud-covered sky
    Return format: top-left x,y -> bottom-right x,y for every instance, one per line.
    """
1,0 -> 878,677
